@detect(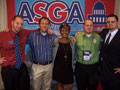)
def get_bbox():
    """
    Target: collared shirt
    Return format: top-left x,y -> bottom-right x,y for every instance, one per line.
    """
75,32 -> 100,64
26,29 -> 57,63
0,29 -> 32,67
105,29 -> 118,44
